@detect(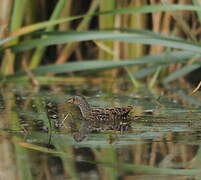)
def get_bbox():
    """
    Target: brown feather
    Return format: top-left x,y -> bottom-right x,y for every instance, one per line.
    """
68,96 -> 133,131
